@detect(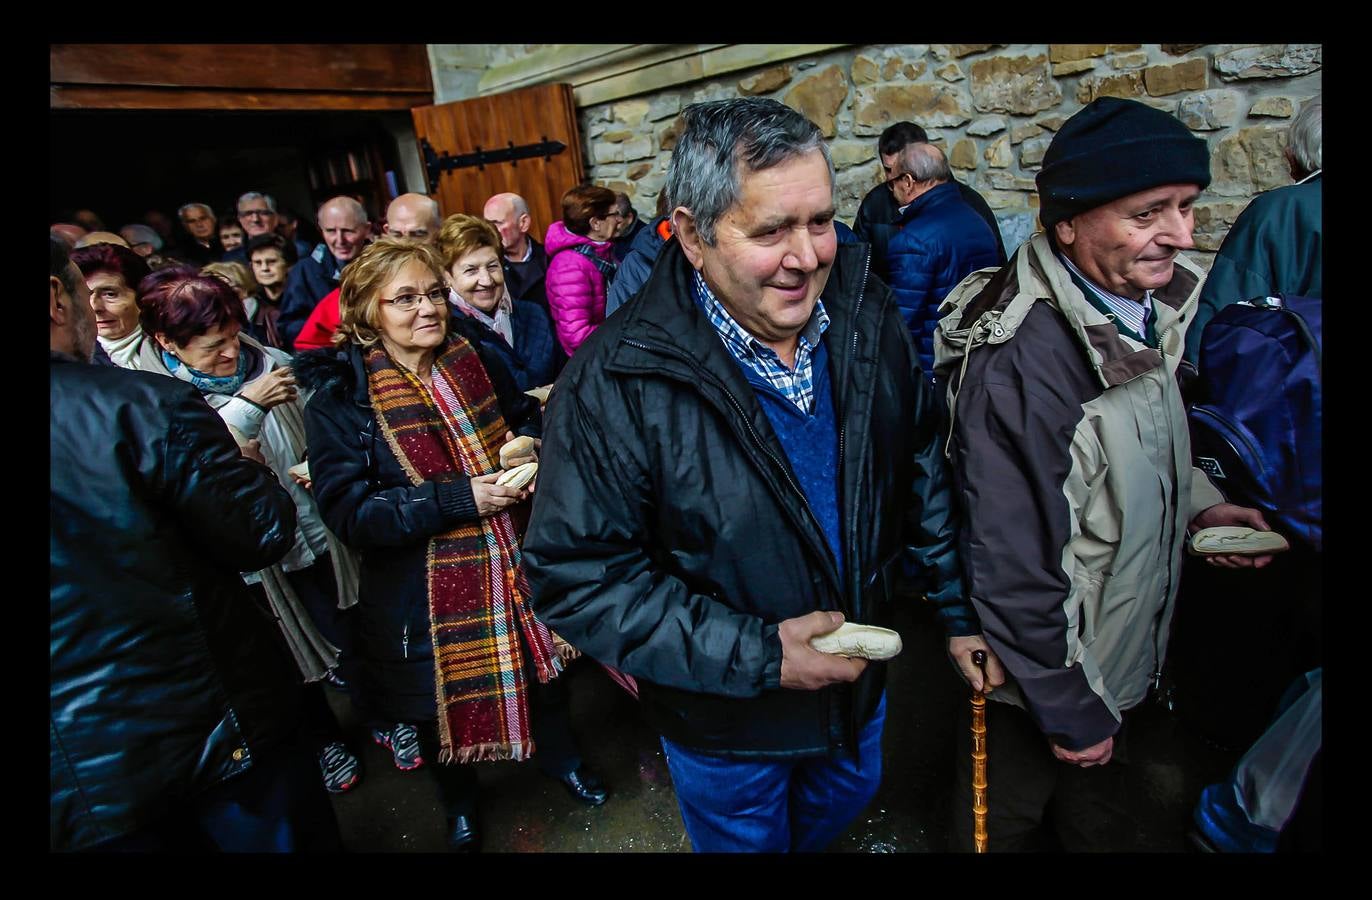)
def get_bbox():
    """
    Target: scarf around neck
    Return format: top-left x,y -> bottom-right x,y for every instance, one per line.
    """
451,288 -> 514,347
364,335 -> 562,763
162,341 -> 254,395
98,327 -> 145,368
